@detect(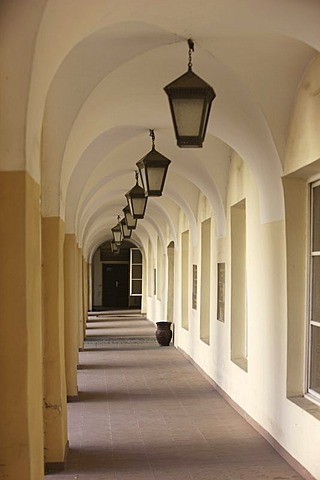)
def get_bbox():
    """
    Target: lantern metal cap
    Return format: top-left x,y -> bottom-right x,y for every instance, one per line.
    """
164,68 -> 215,100
137,147 -> 171,168
125,182 -> 145,198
